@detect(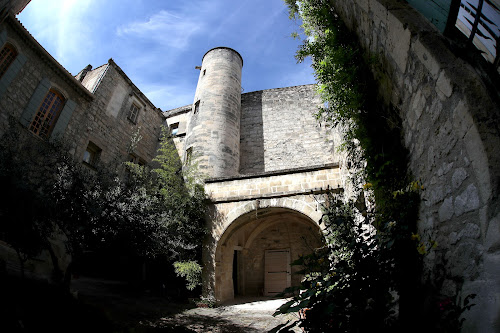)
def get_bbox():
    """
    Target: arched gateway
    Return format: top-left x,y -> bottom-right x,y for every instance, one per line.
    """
202,165 -> 342,303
